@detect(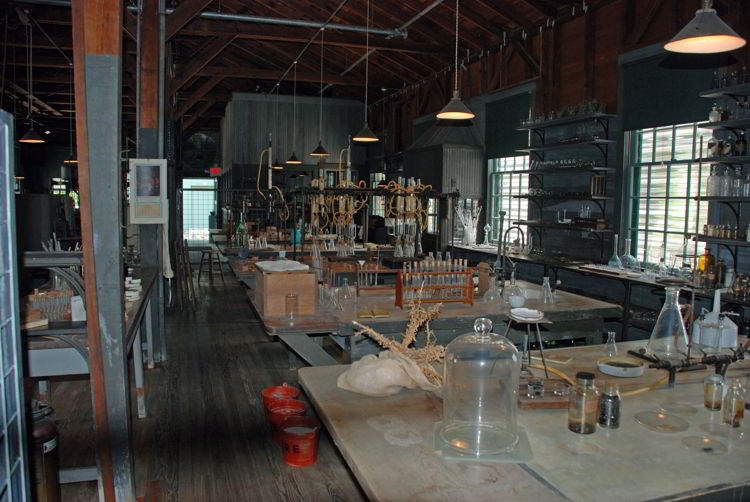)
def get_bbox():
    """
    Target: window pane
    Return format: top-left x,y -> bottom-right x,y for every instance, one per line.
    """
486,156 -> 529,242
